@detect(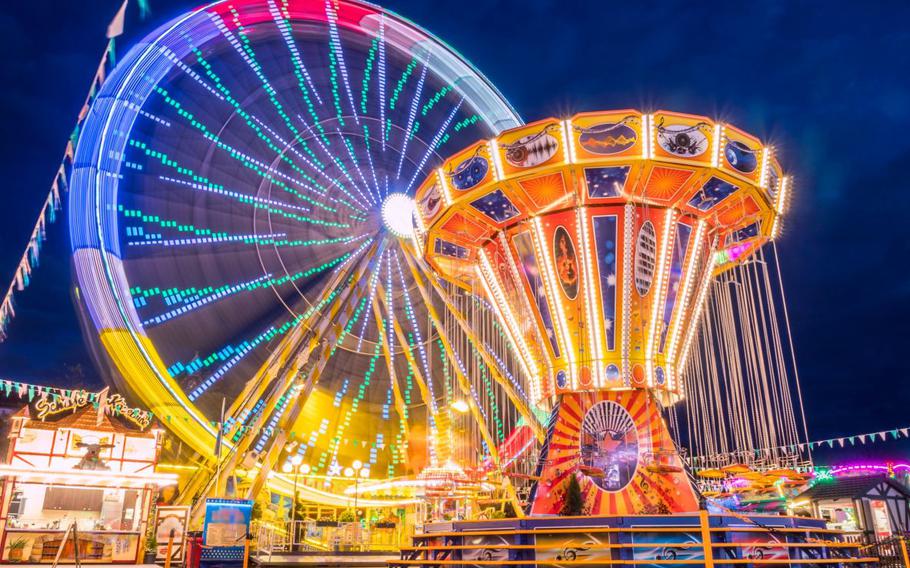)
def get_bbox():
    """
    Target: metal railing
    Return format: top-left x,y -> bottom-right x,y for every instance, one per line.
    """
253,520 -> 403,558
